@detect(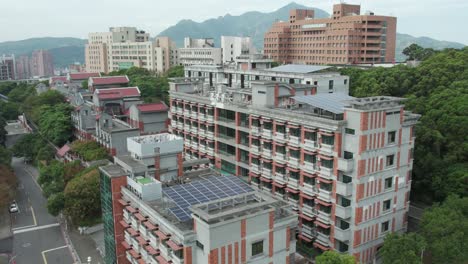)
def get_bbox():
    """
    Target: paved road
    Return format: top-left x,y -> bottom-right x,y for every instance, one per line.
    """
10,158 -> 75,264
